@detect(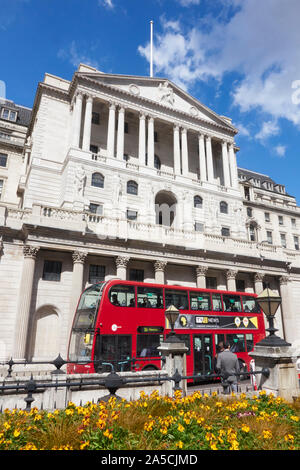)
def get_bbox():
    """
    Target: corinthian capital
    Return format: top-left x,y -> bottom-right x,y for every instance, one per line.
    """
115,256 -> 130,268
23,245 -> 40,259
196,265 -> 208,277
154,260 -> 167,272
72,250 -> 88,264
254,272 -> 265,283
226,269 -> 238,280
279,275 -> 290,286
